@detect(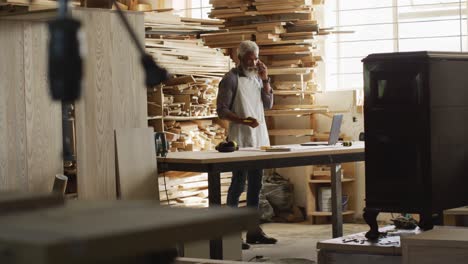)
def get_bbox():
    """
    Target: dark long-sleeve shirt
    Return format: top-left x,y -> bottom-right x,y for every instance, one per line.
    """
216,67 -> 274,119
